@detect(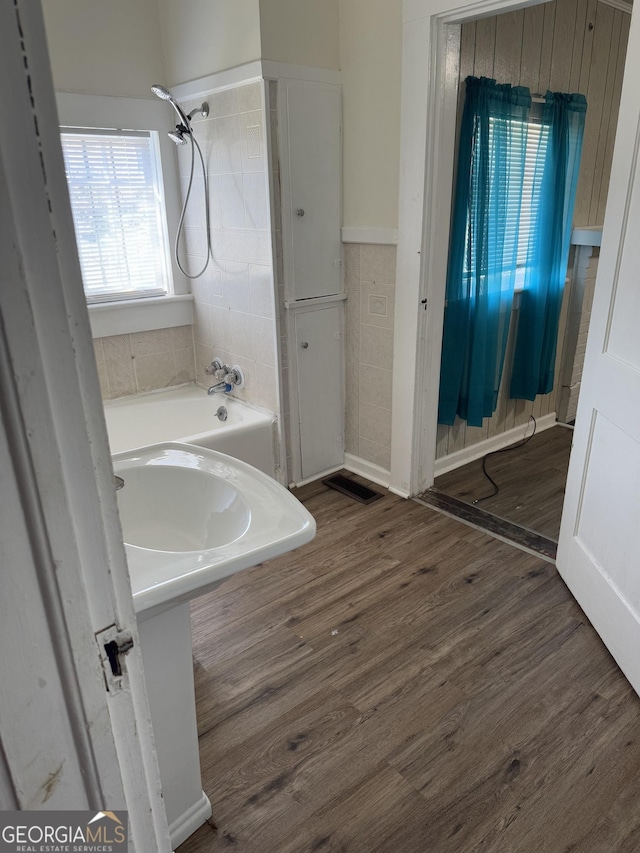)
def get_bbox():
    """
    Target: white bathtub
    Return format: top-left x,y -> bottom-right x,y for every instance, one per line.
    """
103,385 -> 276,477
